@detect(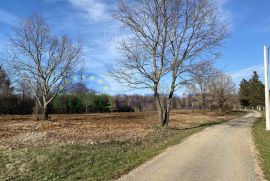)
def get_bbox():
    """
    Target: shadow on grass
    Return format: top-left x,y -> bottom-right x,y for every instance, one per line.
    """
168,110 -> 247,131
168,119 -> 226,131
